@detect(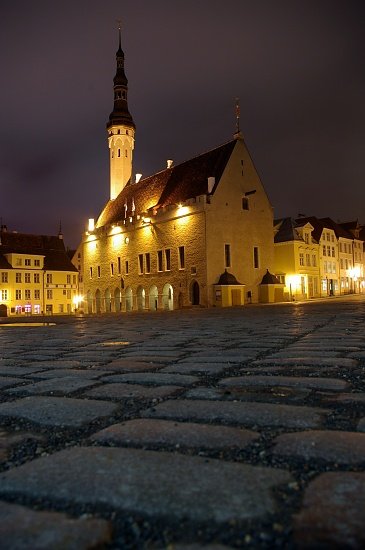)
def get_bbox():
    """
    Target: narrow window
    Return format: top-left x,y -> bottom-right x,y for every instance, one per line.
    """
90,267 -> 93,279
165,249 -> 171,271
157,250 -> 163,272
47,289 -> 52,299
97,266 -> 101,278
323,245 -> 326,256
118,149 -> 121,157
67,275 -> 71,284
224,244 -> 231,268
110,263 -> 114,276
138,254 -> 144,274
16,289 -> 22,300
117,257 -> 121,274
16,273 -> 22,283
242,197 -> 249,210
178,246 -> 185,269
125,260 -> 129,274
253,247 -> 259,269
125,150 -> 128,158
299,253 -> 304,266
145,253 -> 151,273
